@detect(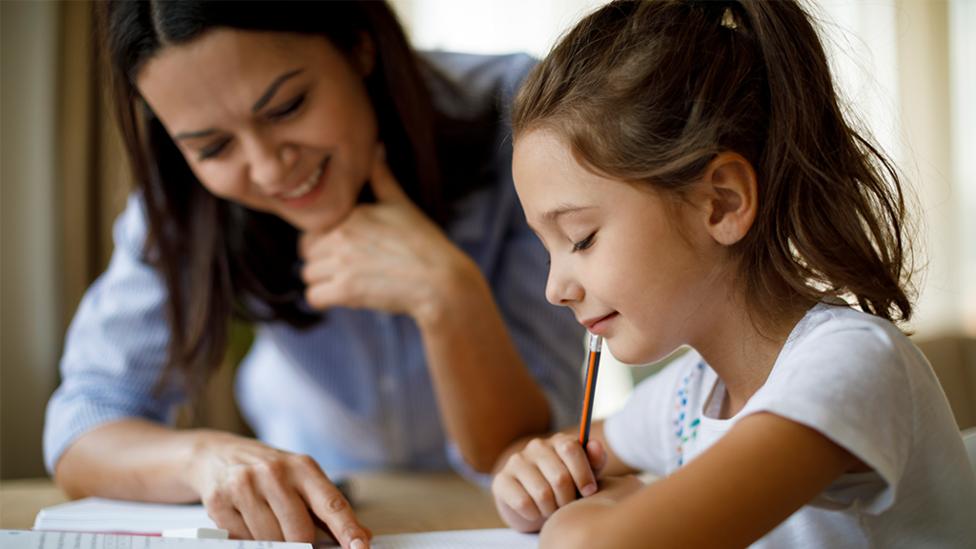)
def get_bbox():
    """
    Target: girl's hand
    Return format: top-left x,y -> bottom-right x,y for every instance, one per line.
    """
491,433 -> 608,532
299,146 -> 479,325
187,430 -> 370,548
